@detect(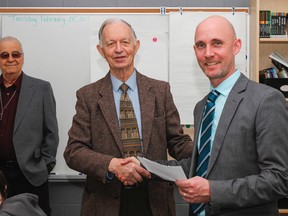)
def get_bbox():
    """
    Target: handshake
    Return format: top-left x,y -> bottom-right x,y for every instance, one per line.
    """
108,156 -> 211,205
108,157 -> 151,186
